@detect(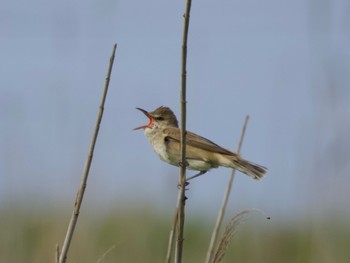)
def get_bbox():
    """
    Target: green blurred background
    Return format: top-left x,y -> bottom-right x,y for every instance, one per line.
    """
1,204 -> 349,262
